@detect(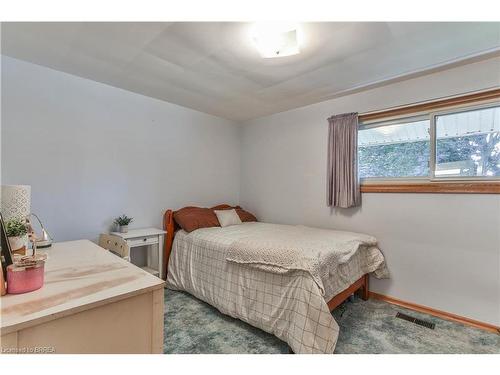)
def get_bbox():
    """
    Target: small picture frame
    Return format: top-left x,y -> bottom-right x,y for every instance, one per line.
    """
0,212 -> 14,275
